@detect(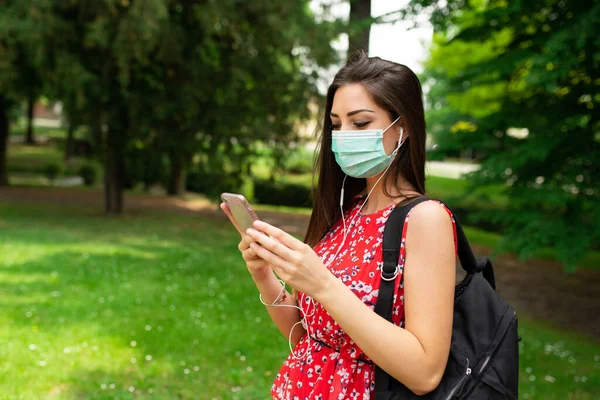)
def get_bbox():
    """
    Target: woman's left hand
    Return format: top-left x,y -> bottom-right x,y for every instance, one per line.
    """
245,220 -> 334,301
